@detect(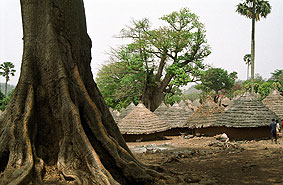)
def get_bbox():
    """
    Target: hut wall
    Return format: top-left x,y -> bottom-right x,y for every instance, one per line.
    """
122,131 -> 168,142
163,128 -> 192,136
195,126 -> 270,140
